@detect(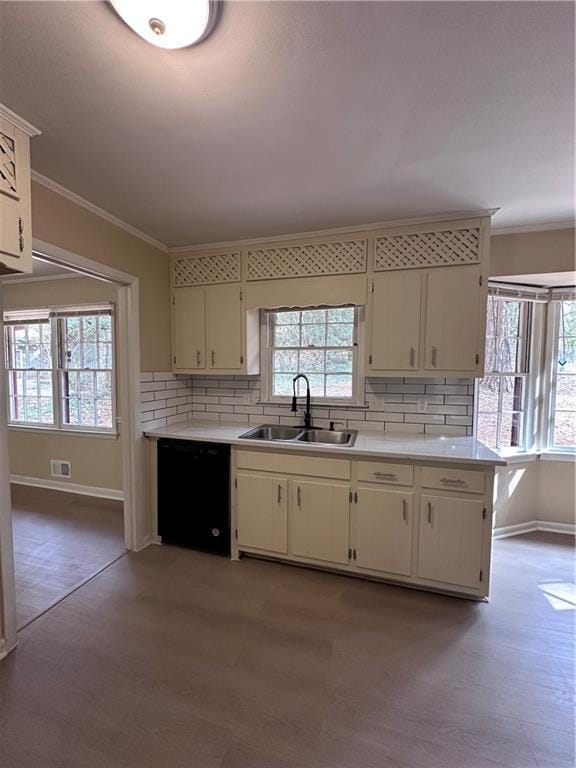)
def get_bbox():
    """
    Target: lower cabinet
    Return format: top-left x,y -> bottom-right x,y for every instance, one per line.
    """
355,487 -> 413,576
418,494 -> 486,589
289,479 -> 350,565
236,472 -> 288,553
